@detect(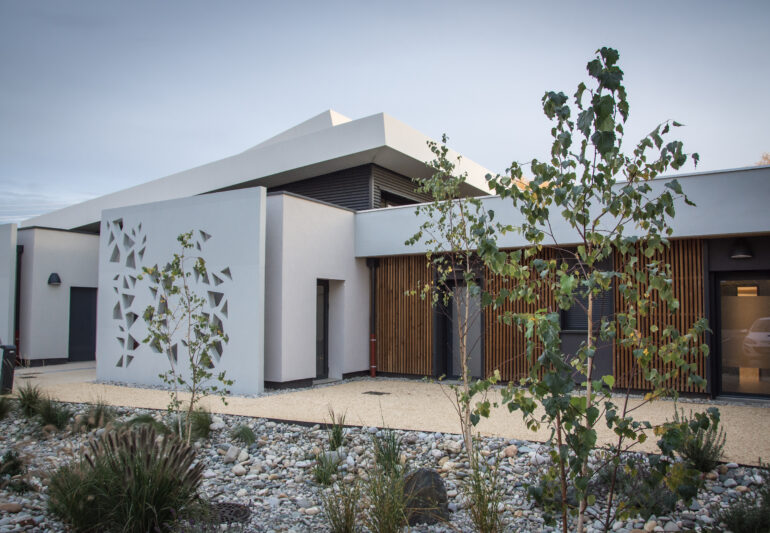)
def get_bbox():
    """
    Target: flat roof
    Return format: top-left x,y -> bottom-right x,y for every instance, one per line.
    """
21,111 -> 493,231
